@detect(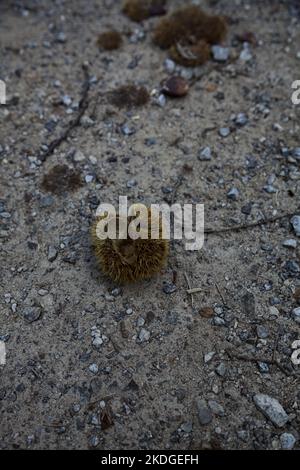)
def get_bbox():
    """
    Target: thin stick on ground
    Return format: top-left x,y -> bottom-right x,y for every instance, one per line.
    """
187,287 -> 202,295
39,64 -> 91,162
215,282 -> 227,307
204,208 -> 300,236
225,347 -> 296,377
184,272 -> 194,307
